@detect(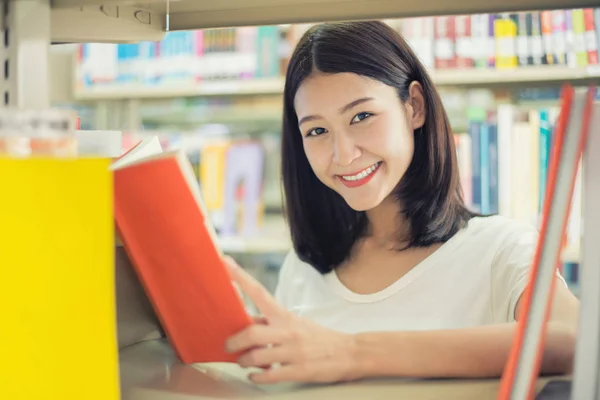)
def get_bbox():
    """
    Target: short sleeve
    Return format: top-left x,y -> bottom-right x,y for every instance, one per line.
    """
274,250 -> 297,310
490,222 -> 567,323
